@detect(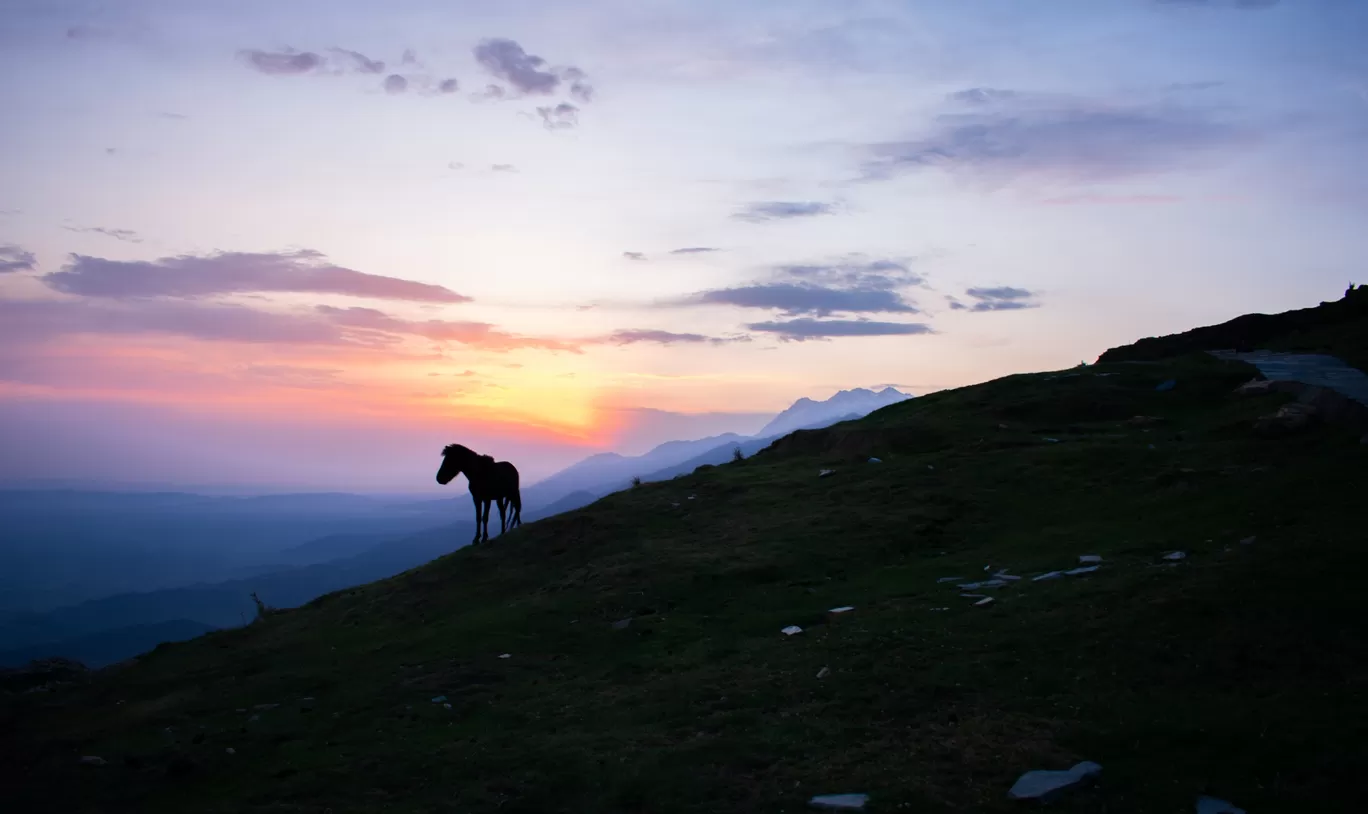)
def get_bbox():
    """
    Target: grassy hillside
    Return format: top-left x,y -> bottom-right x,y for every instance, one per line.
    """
3,353 -> 1367,813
